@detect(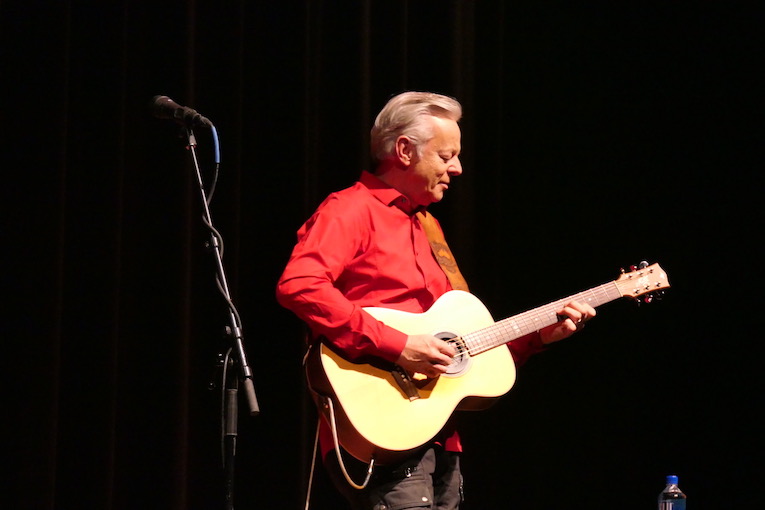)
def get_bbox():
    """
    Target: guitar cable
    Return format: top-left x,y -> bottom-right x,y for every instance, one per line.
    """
302,398 -> 375,510
303,417 -> 320,510
326,396 -> 375,490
